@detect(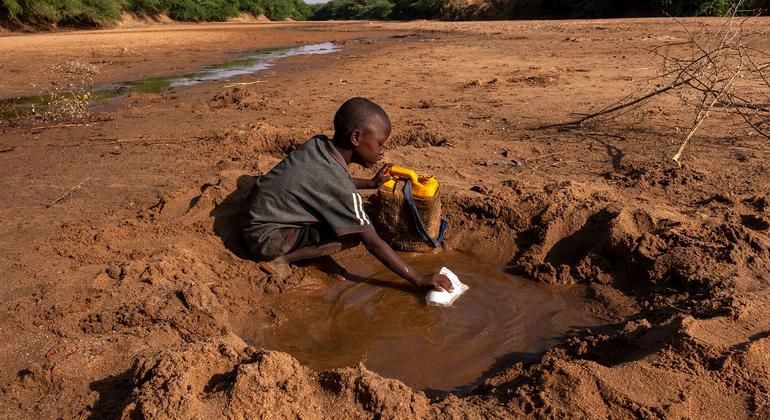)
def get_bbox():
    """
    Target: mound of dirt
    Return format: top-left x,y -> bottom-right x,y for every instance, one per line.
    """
460,310 -> 770,417
506,69 -> 565,87
209,86 -> 267,111
187,123 -> 317,167
121,336 -> 430,419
